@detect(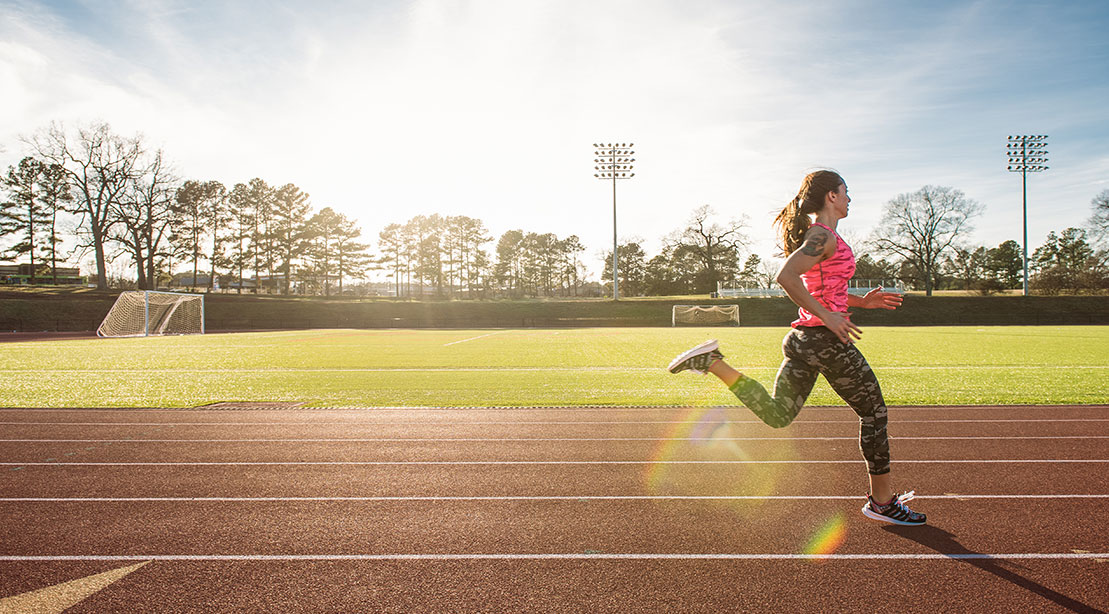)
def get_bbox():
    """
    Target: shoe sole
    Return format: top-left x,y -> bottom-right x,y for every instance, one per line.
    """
667,339 -> 719,373
860,504 -> 926,526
